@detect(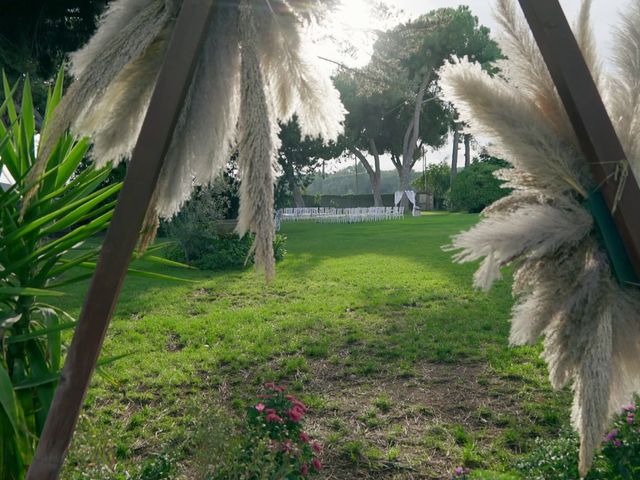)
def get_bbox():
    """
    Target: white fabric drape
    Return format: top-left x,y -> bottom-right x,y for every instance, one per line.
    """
405,190 -> 416,206
394,190 -> 420,216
